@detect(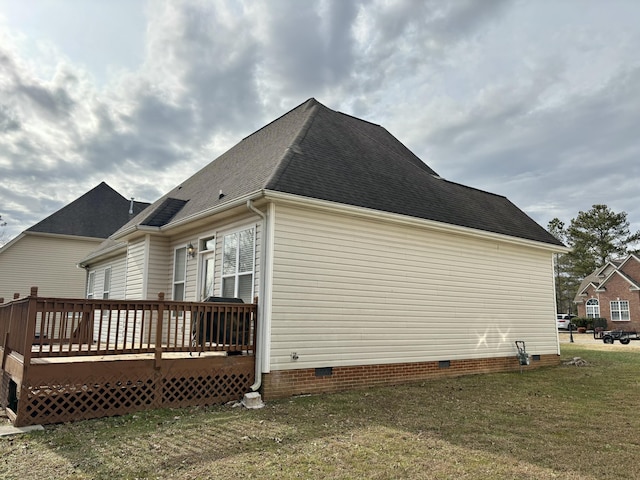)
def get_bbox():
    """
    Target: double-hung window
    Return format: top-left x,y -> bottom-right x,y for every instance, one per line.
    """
610,300 -> 630,321
221,227 -> 255,303
87,271 -> 95,299
103,267 -> 111,300
173,247 -> 187,301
